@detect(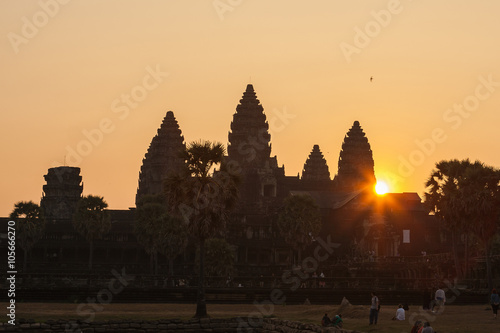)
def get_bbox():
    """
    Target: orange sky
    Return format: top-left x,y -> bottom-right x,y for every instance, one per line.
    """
1,0 -> 500,216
